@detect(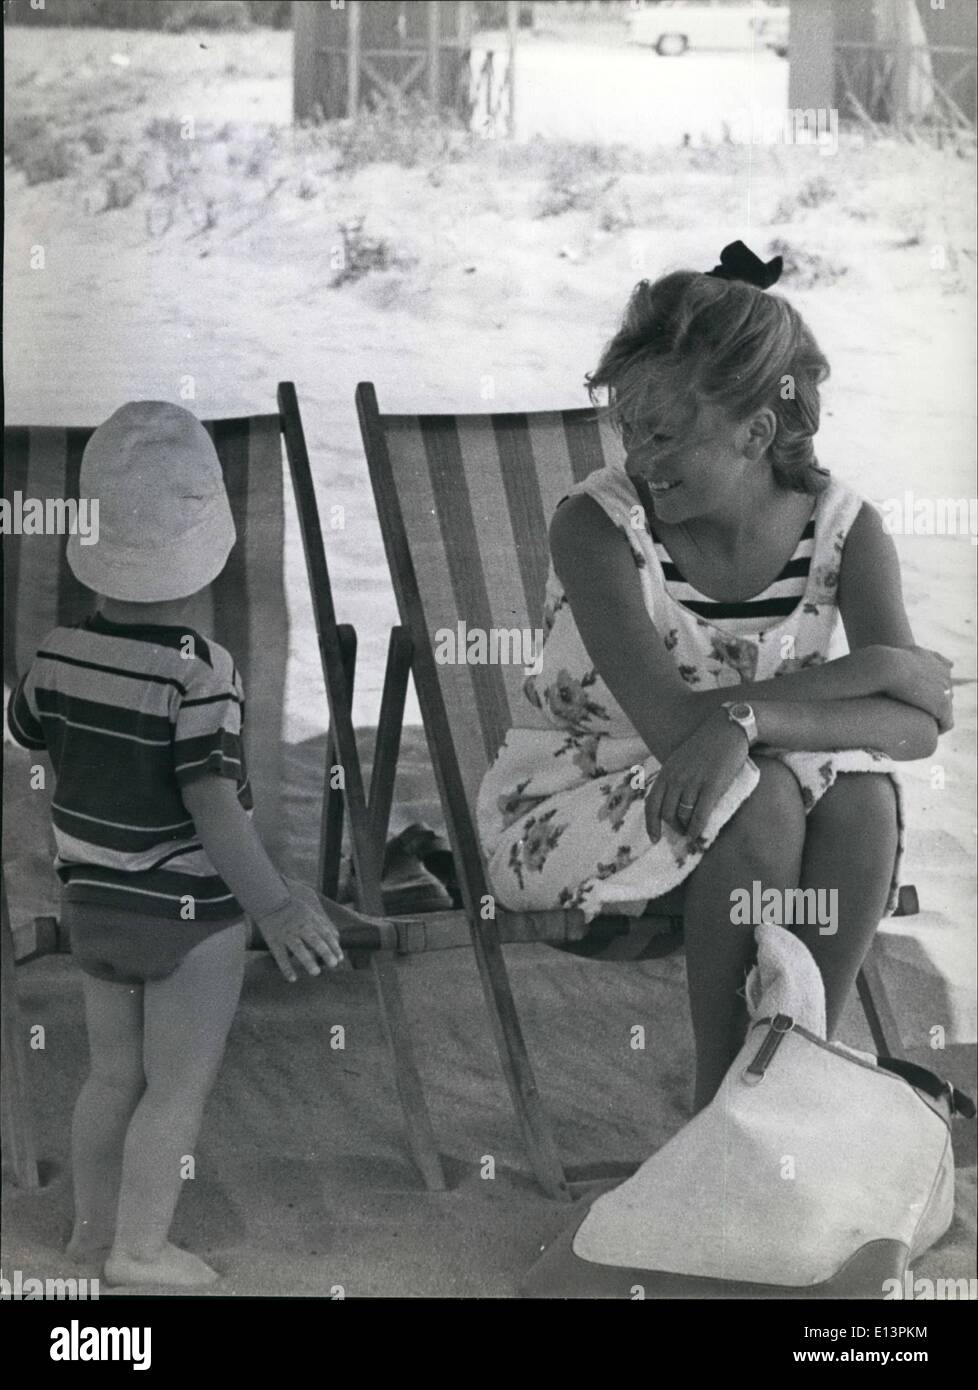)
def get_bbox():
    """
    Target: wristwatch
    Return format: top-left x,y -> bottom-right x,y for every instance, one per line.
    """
722,700 -> 758,748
